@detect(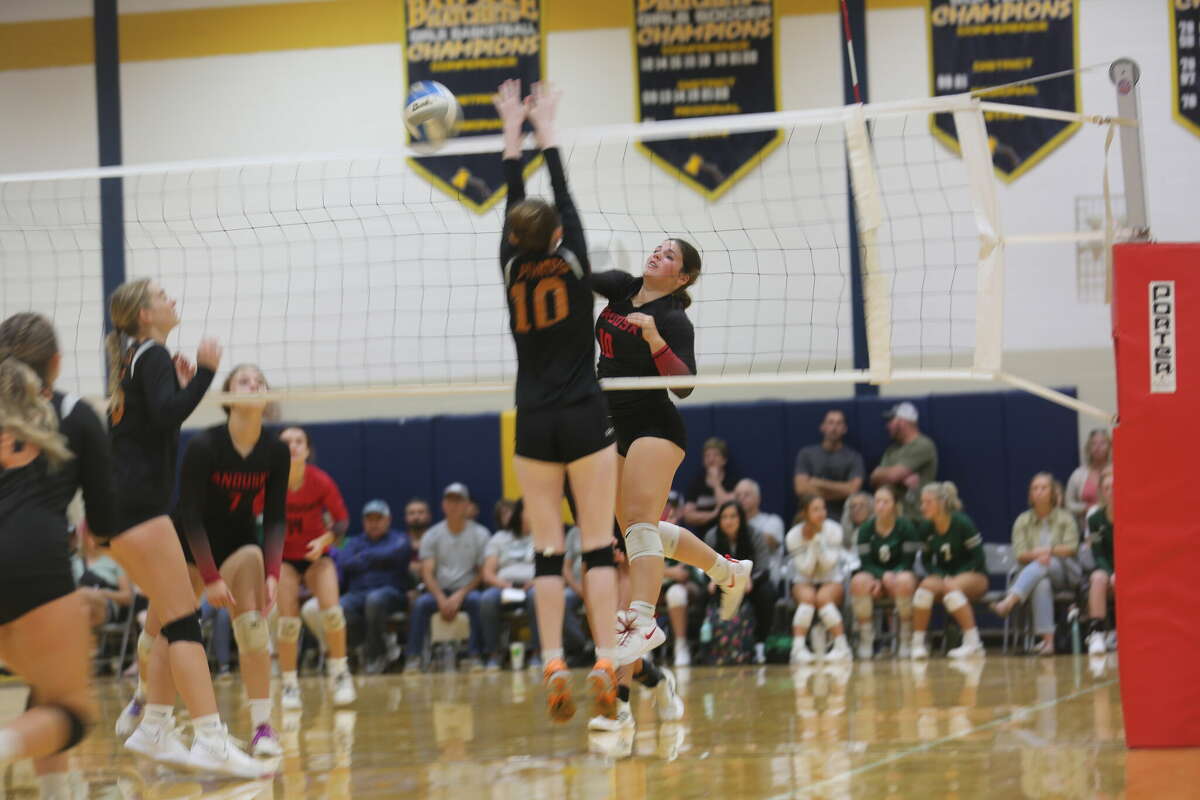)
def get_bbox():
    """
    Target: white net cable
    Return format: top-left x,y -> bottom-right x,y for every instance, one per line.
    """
0,95 -> 1125,412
